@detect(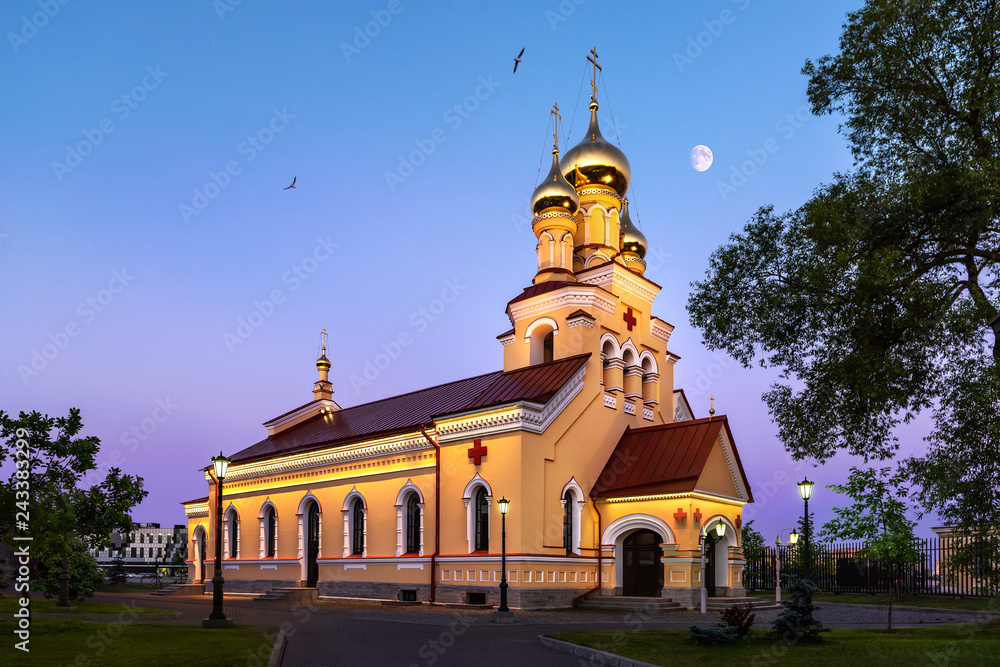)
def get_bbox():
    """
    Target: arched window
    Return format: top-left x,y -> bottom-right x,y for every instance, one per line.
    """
225,508 -> 239,559
543,331 -> 554,363
474,487 -> 489,552
351,499 -> 365,555
265,506 -> 277,558
406,495 -> 421,554
563,491 -> 573,552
